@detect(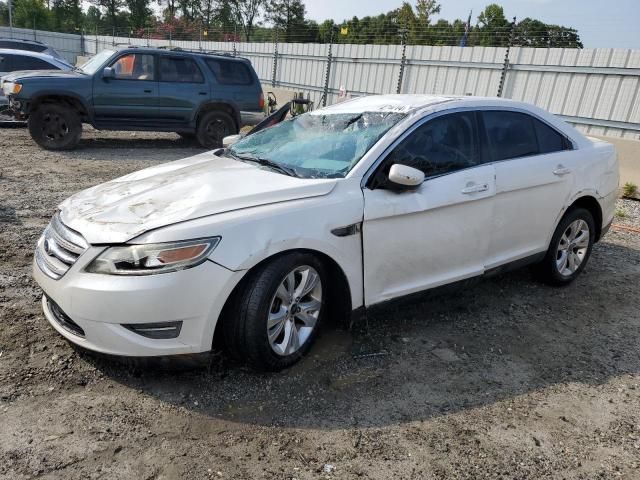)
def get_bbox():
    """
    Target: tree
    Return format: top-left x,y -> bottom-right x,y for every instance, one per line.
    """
476,3 -> 510,46
125,0 -> 151,30
12,0 -> 51,29
91,0 -> 126,30
0,1 -> 9,25
266,0 -> 305,42
415,0 -> 440,24
230,0 -> 265,41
